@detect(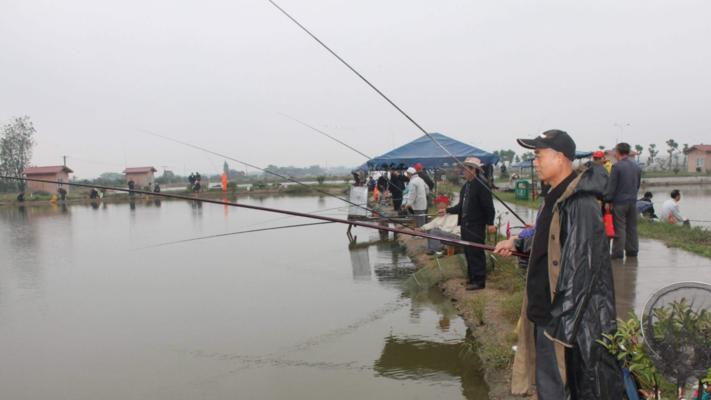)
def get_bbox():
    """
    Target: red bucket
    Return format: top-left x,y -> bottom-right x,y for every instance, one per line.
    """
604,211 -> 615,238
